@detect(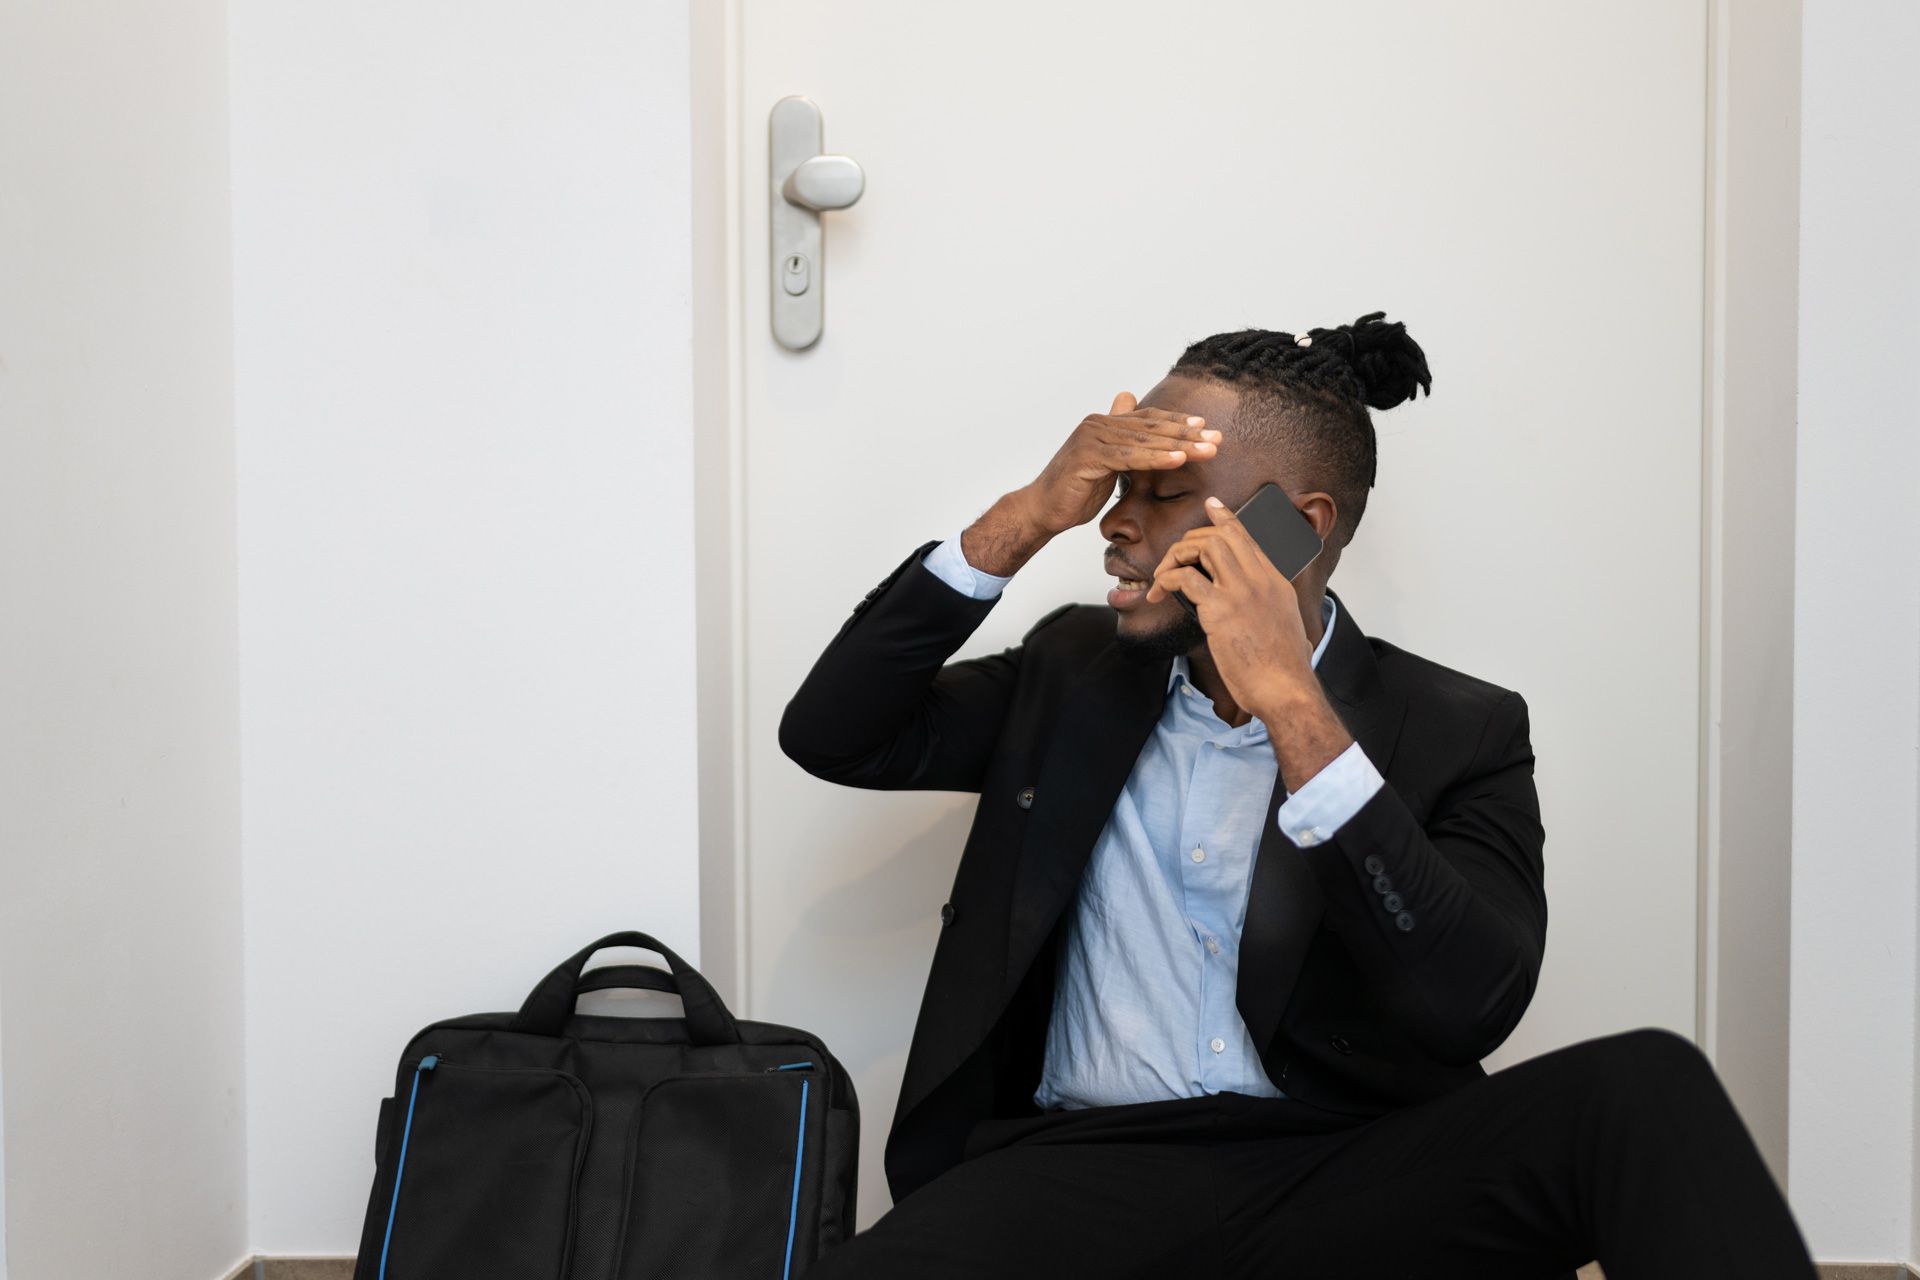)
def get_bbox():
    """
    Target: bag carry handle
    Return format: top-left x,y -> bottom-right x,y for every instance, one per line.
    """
512,931 -> 740,1044
573,964 -> 679,996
